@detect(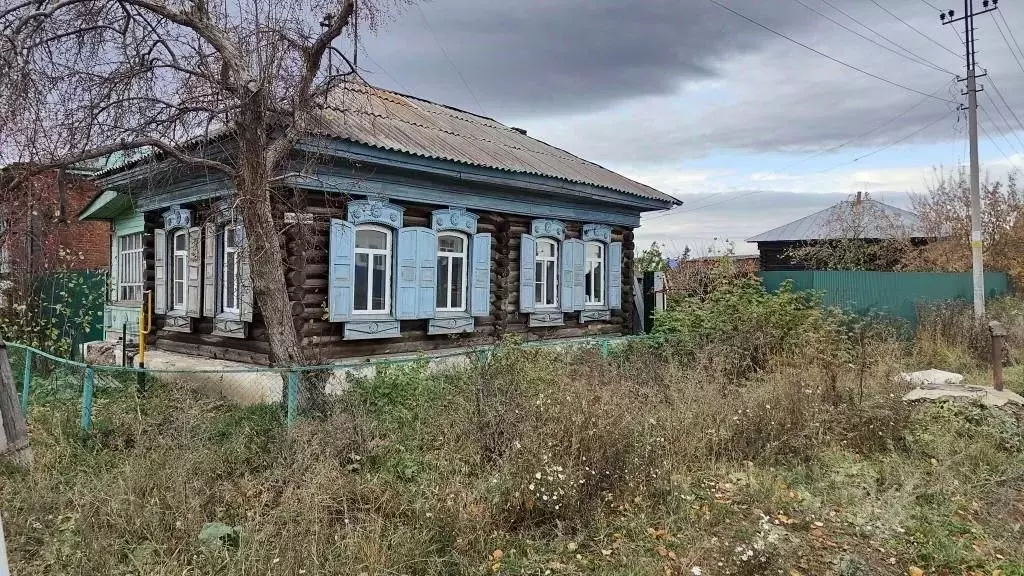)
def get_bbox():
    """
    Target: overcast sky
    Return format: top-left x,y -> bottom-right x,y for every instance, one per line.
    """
357,0 -> 1024,254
